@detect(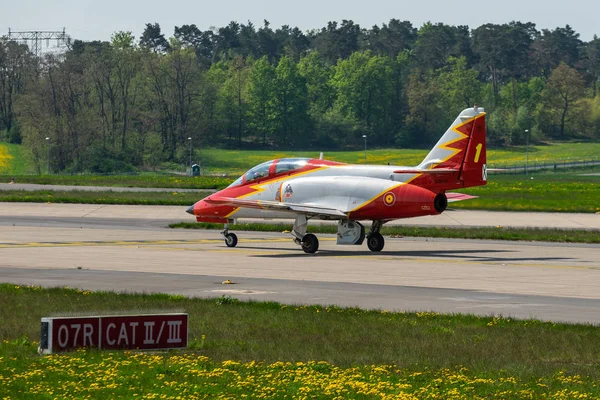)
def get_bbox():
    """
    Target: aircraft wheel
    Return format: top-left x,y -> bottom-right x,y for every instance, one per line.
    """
367,233 -> 385,252
301,233 -> 319,254
224,233 -> 238,248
